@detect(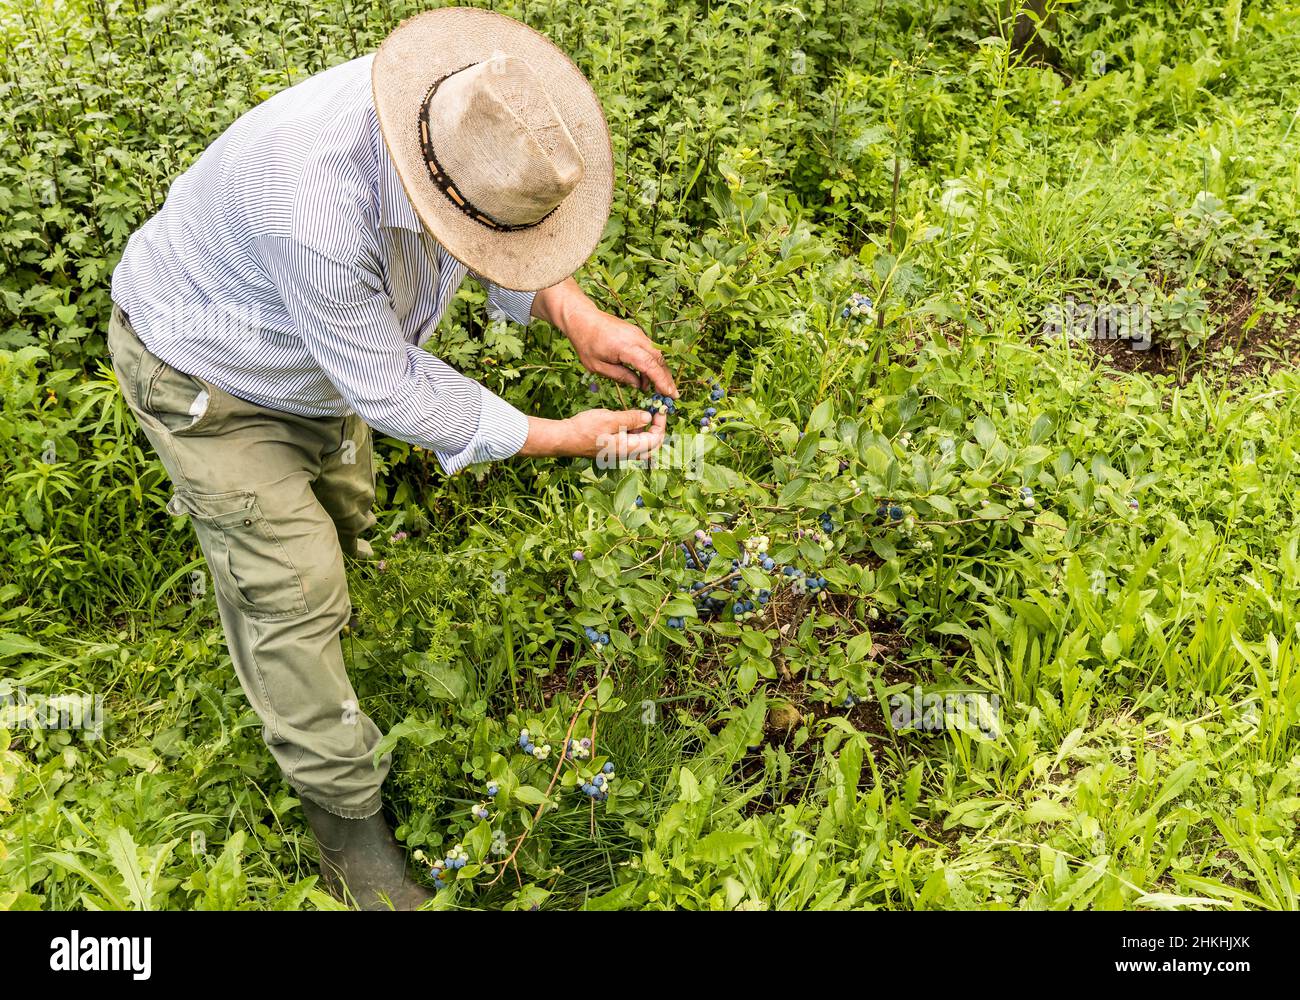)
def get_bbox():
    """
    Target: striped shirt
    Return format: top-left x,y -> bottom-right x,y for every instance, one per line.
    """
111,55 -> 535,474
